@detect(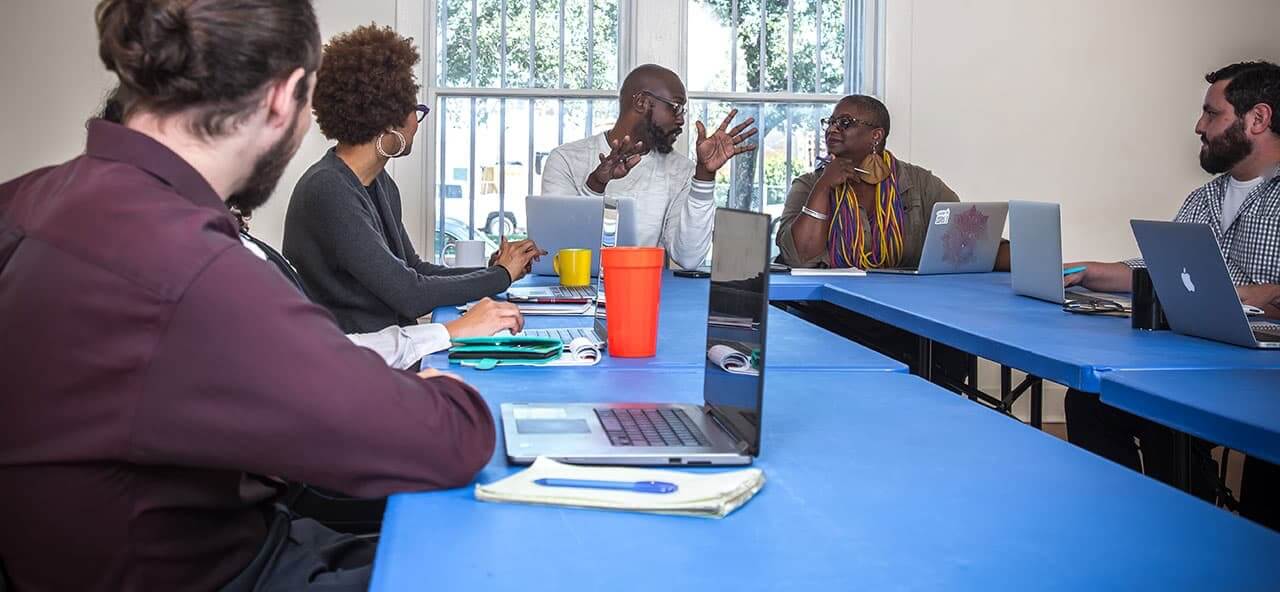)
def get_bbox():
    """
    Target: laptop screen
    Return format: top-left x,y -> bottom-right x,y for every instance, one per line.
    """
592,197 -> 620,341
702,208 -> 770,456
